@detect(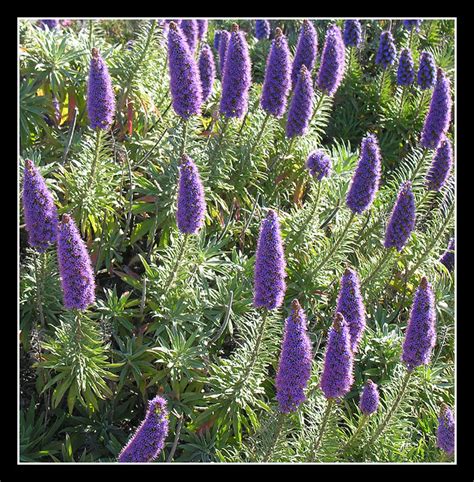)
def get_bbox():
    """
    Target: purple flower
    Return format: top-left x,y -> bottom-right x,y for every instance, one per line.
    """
403,20 -> 422,32
343,20 -> 362,48
253,210 -> 286,310
397,48 -> 415,86
316,24 -> 346,97
22,159 -> 58,252
276,299 -> 313,413
199,43 -> 216,103
439,238 -> 455,272
57,214 -> 95,310
306,150 -> 332,180
291,20 -> 318,88
197,19 -> 208,41
255,19 -> 270,40
359,380 -> 379,415
87,48 -> 115,130
286,65 -> 314,139
260,27 -> 291,118
176,155 -> 206,235
375,31 -> 397,70
336,268 -> 366,353
421,68 -> 452,150
401,277 -> 436,371
220,24 -> 251,119
214,30 -> 222,51
118,396 -> 169,463
426,136 -> 453,191
39,19 -> 59,29
346,134 -> 382,214
167,22 -> 202,120
384,181 -> 416,252
180,19 -> 198,53
417,51 -> 436,90
218,30 -> 231,78
320,313 -> 354,399
437,404 -> 455,456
